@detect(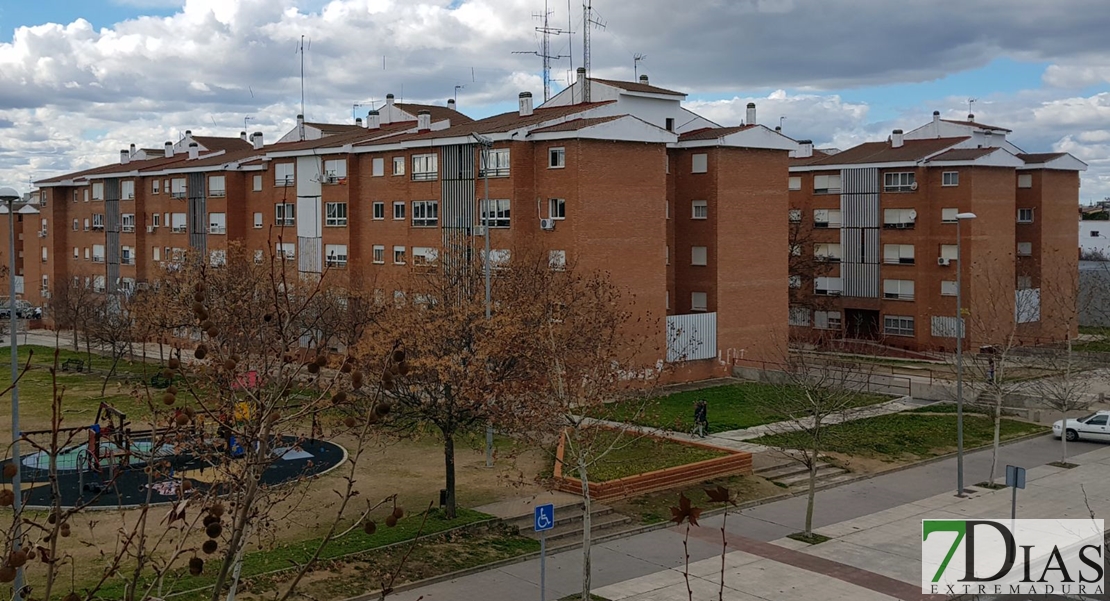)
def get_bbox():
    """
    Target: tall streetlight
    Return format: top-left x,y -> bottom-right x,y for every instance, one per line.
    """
953,211 -> 977,498
0,186 -> 36,601
470,134 -> 495,468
